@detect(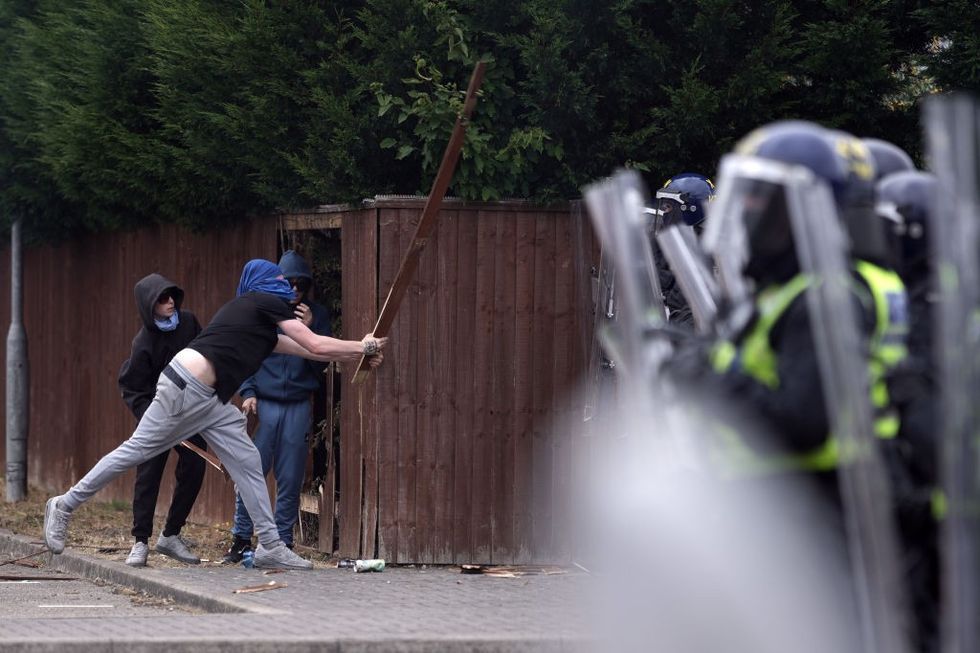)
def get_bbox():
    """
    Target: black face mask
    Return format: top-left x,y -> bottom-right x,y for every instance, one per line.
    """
742,184 -> 797,283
